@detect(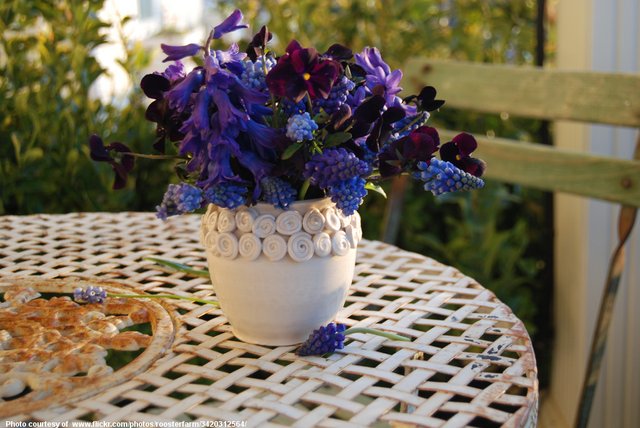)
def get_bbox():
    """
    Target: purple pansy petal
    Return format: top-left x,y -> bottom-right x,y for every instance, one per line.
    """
161,43 -> 201,62
140,74 -> 170,99
439,141 -> 458,163
451,132 -> 478,158
323,43 -> 353,60
89,134 -> 111,162
212,9 -> 248,39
